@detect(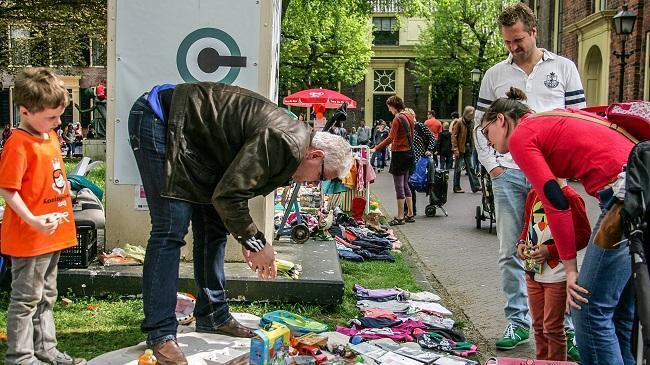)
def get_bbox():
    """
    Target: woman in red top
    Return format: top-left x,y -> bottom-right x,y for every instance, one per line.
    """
371,95 -> 415,225
479,87 -> 635,365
